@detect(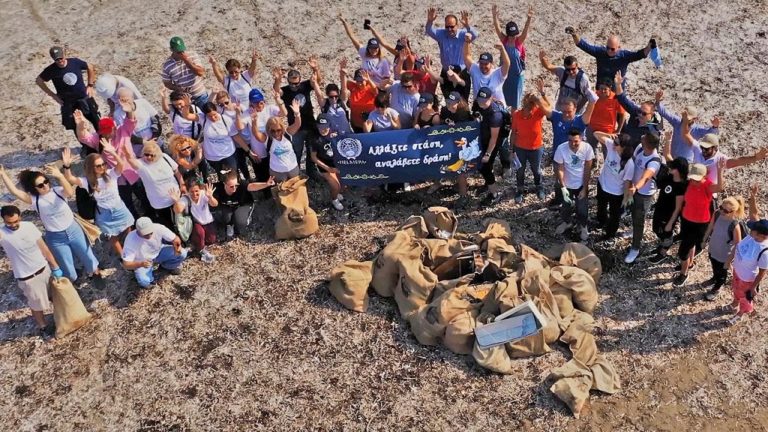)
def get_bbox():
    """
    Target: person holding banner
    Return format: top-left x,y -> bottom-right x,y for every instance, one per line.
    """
474,87 -> 507,203
386,72 -> 421,129
310,115 -> 344,211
